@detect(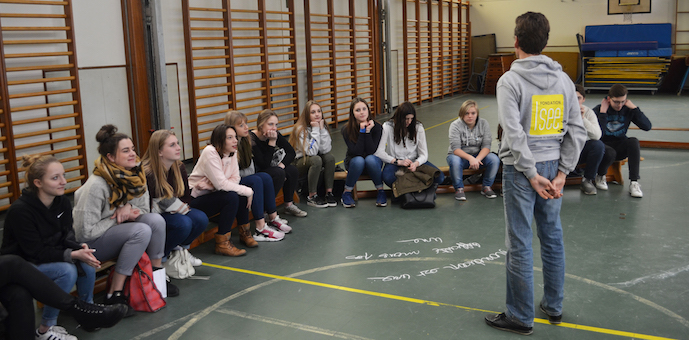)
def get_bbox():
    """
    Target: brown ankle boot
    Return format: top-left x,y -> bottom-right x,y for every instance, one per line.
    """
214,231 -> 246,256
238,223 -> 258,248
